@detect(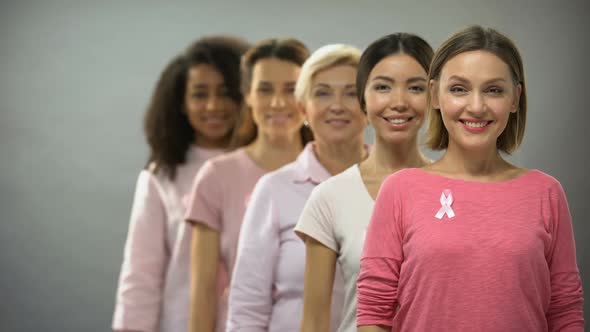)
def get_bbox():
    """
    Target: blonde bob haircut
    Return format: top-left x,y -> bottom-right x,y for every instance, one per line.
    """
294,44 -> 362,102
426,25 -> 527,154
